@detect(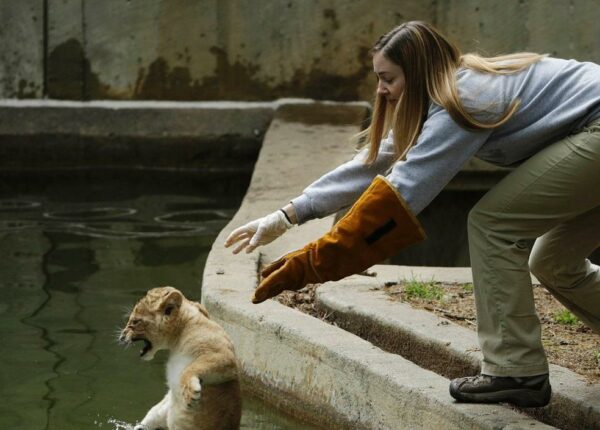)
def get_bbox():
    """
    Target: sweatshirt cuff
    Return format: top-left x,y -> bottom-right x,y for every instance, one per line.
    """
289,194 -> 314,225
